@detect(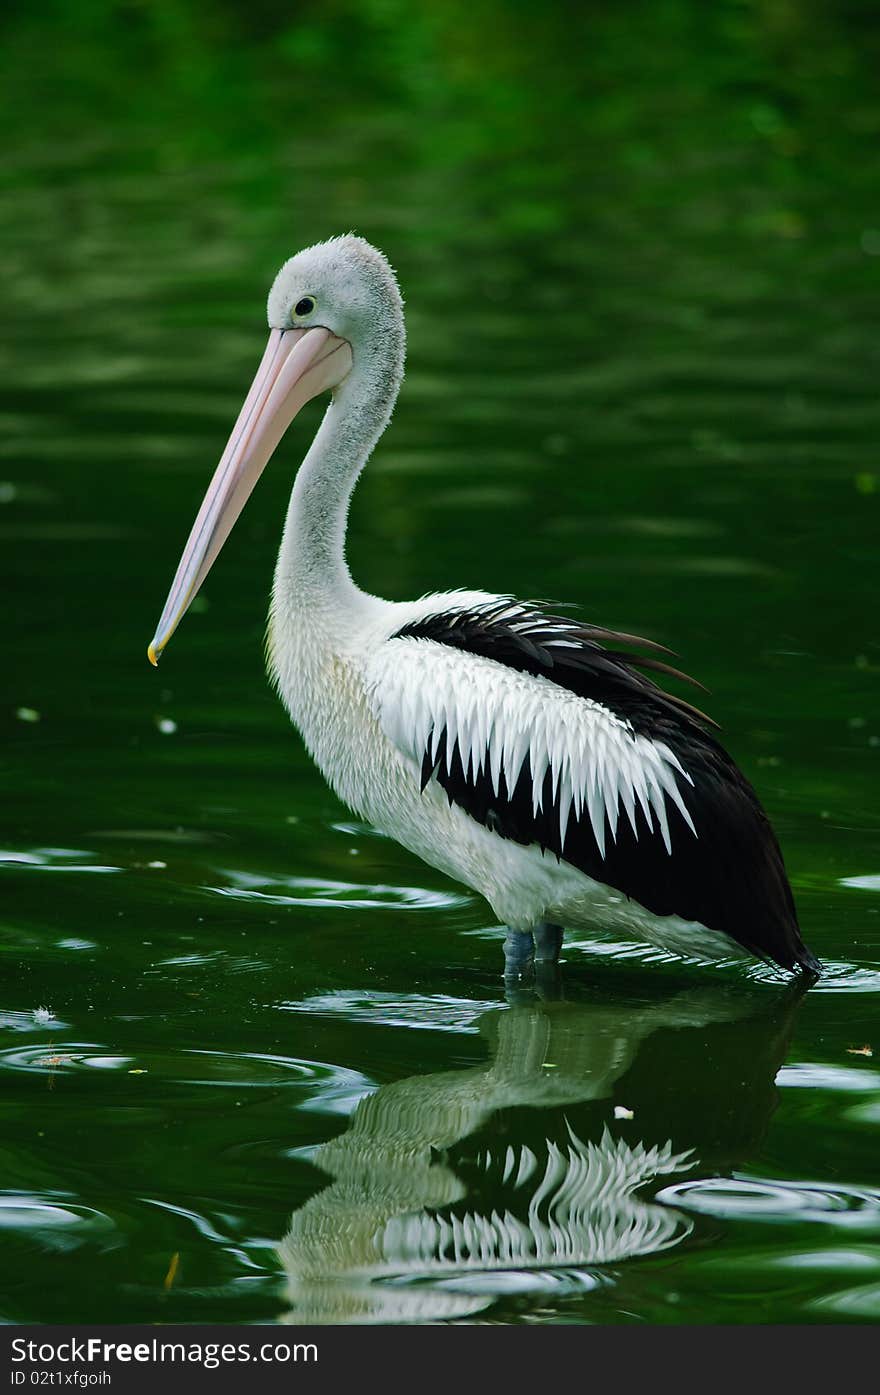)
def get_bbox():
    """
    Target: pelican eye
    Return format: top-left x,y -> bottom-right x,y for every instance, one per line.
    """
294,296 -> 316,318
